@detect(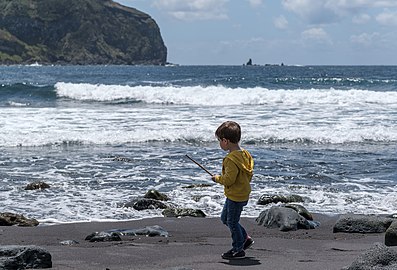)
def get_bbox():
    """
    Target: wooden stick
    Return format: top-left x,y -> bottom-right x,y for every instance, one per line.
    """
185,154 -> 214,177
